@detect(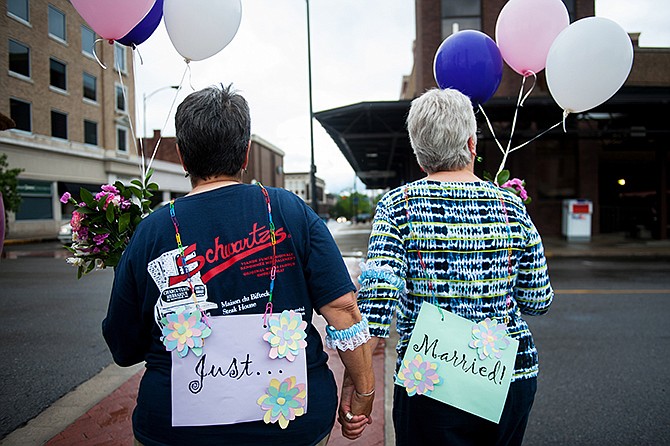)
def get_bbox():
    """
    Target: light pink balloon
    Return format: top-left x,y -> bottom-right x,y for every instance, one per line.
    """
495,0 -> 570,75
71,0 -> 156,41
